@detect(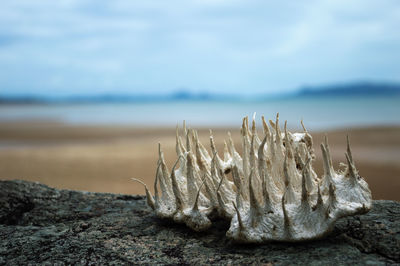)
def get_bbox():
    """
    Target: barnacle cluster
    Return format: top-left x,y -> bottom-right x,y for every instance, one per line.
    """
135,114 -> 372,243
